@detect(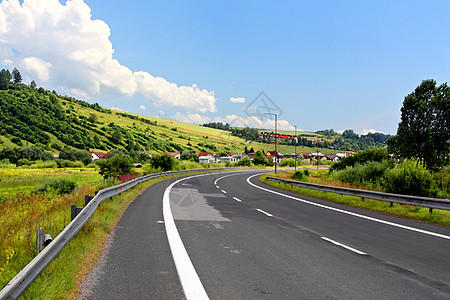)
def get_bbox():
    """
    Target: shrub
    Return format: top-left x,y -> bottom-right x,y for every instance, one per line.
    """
330,148 -> 389,172
279,158 -> 296,167
97,154 -> 134,179
293,169 -> 309,181
150,154 -> 174,172
56,159 -> 84,168
330,159 -> 395,188
382,158 -> 438,197
237,156 -> 252,166
34,179 -> 77,195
